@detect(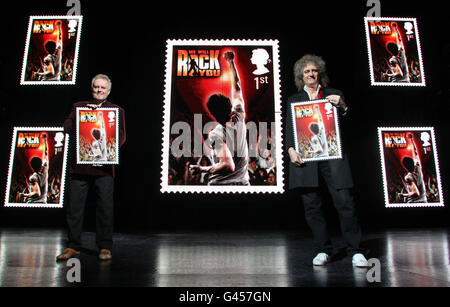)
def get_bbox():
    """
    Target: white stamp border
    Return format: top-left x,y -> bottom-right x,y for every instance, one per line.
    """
364,17 -> 426,87
161,39 -> 284,194
20,15 -> 83,86
290,99 -> 343,163
76,107 -> 120,165
377,127 -> 444,208
4,127 -> 69,208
